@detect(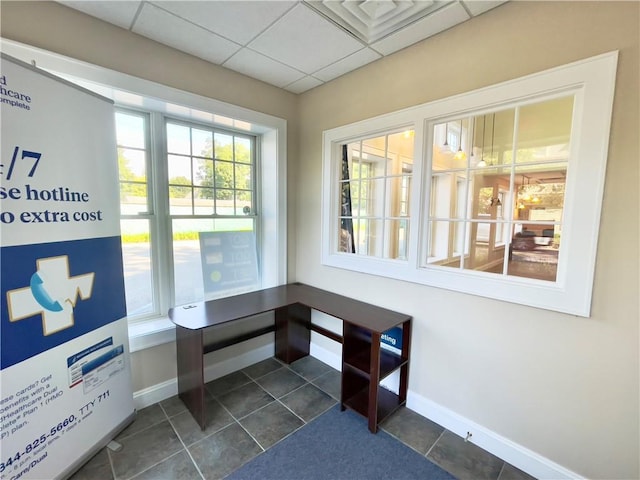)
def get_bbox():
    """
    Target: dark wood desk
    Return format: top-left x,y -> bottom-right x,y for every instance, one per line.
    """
168,283 -> 411,433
